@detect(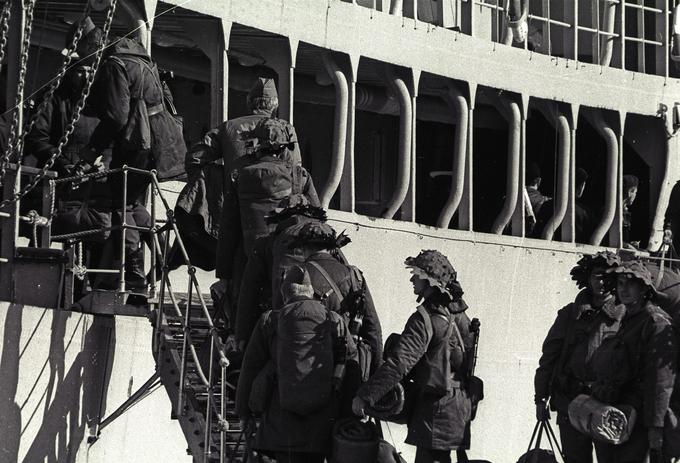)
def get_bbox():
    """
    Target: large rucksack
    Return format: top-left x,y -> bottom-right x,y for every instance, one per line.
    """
108,55 -> 186,181
276,298 -> 344,415
307,260 -> 373,381
232,154 -> 307,256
